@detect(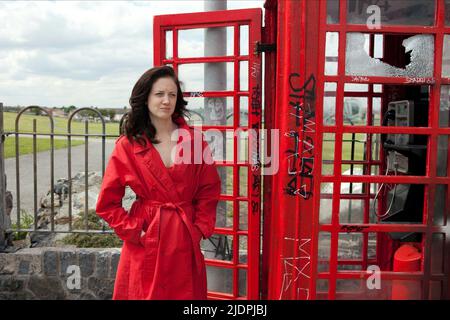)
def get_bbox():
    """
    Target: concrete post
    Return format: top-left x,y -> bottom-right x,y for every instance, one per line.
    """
203,0 -> 233,294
